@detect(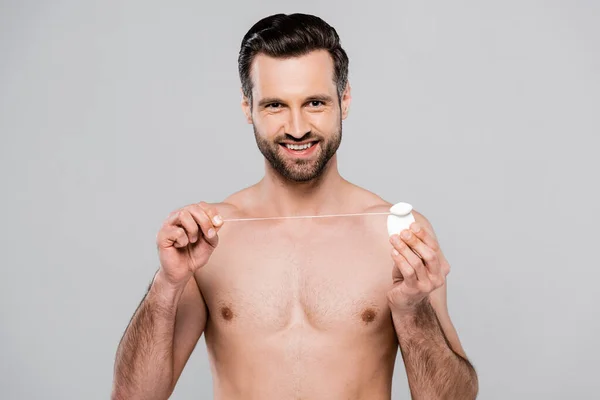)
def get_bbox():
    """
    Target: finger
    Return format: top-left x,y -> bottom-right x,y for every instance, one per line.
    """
390,234 -> 428,281
399,229 -> 440,276
173,227 -> 190,248
175,210 -> 200,243
391,248 -> 418,288
409,223 -> 441,269
188,204 -> 218,247
157,224 -> 177,248
160,226 -> 189,249
198,202 -> 224,229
